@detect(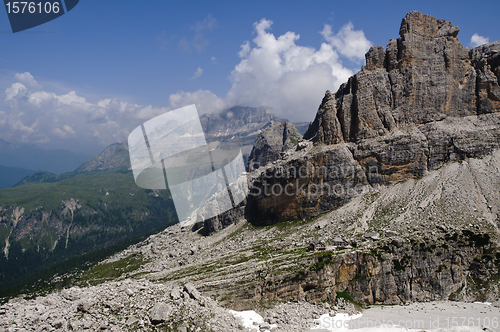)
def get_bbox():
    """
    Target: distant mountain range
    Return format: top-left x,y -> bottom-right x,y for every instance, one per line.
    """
0,139 -> 90,175
47,106 -> 307,177
4,107 -> 308,186
0,165 -> 39,189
